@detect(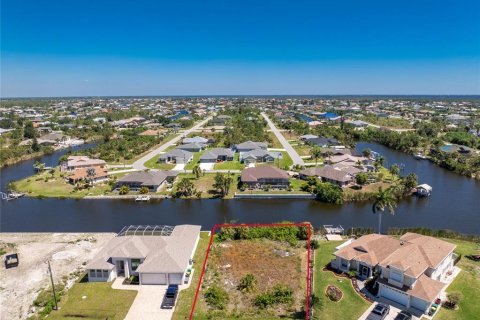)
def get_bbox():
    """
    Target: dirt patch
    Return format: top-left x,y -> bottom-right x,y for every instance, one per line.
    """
198,239 -> 307,318
0,233 -> 115,320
